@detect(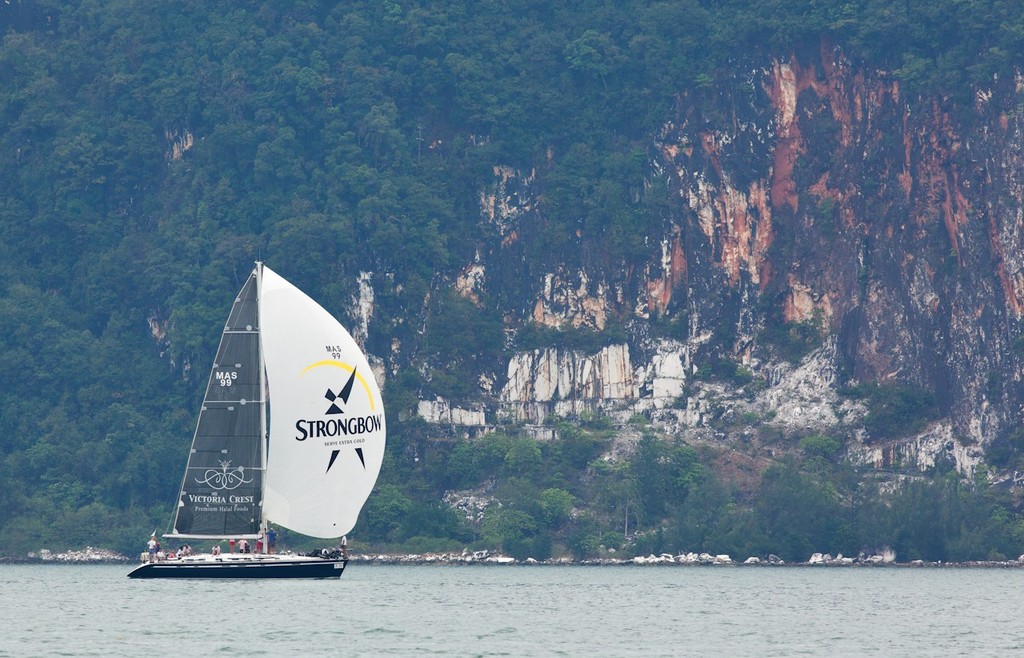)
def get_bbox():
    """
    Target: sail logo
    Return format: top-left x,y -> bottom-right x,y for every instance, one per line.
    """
294,414 -> 383,440
195,460 -> 253,490
323,366 -> 356,415
294,358 -> 382,472
293,361 -> 381,441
